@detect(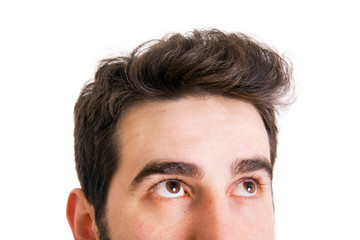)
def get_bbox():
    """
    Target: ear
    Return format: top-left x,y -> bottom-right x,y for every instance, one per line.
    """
66,188 -> 98,240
